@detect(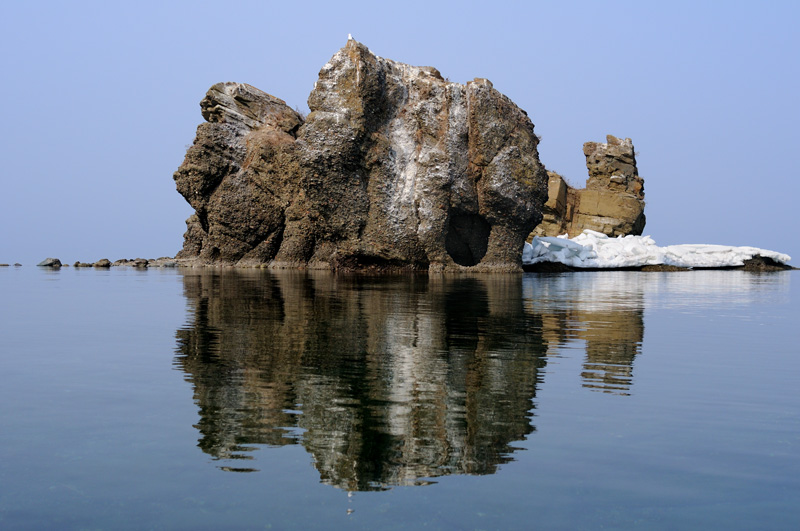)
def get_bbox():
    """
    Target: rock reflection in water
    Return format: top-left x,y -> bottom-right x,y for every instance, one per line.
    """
523,273 -> 644,395
175,271 -> 547,490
